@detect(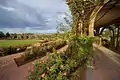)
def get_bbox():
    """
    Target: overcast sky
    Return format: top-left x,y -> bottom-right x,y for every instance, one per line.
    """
0,0 -> 69,33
